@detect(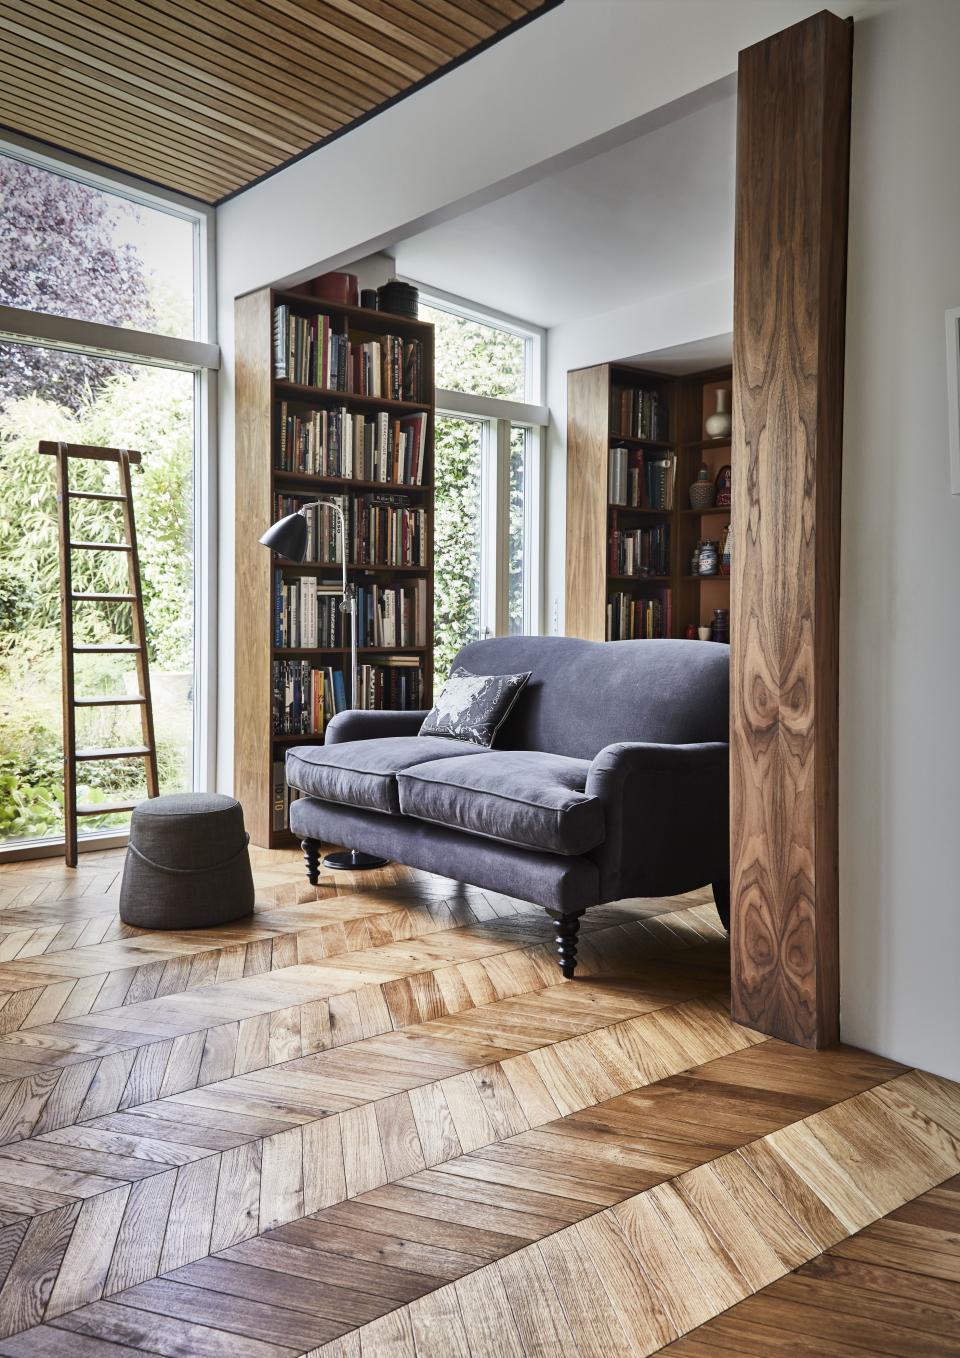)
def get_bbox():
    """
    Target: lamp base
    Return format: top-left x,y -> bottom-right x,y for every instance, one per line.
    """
322,848 -> 390,871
